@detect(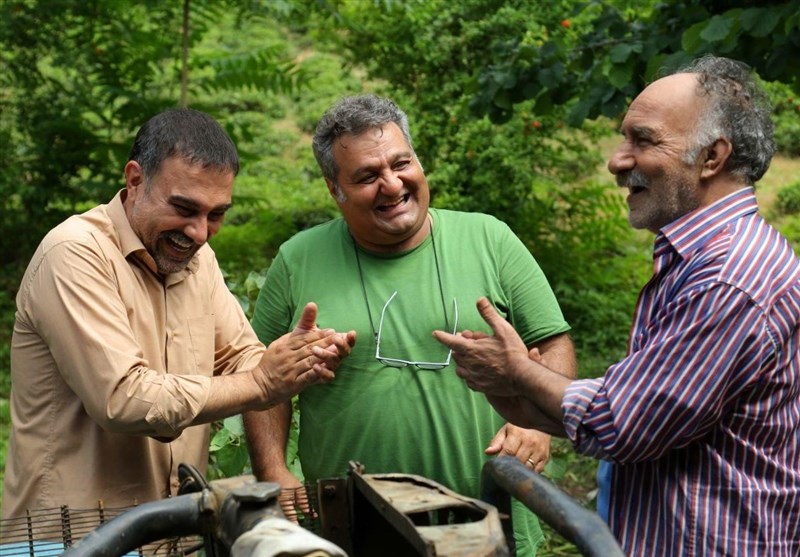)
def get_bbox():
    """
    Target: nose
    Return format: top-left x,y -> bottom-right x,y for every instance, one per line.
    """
379,170 -> 404,195
184,216 -> 209,245
607,142 -> 634,177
